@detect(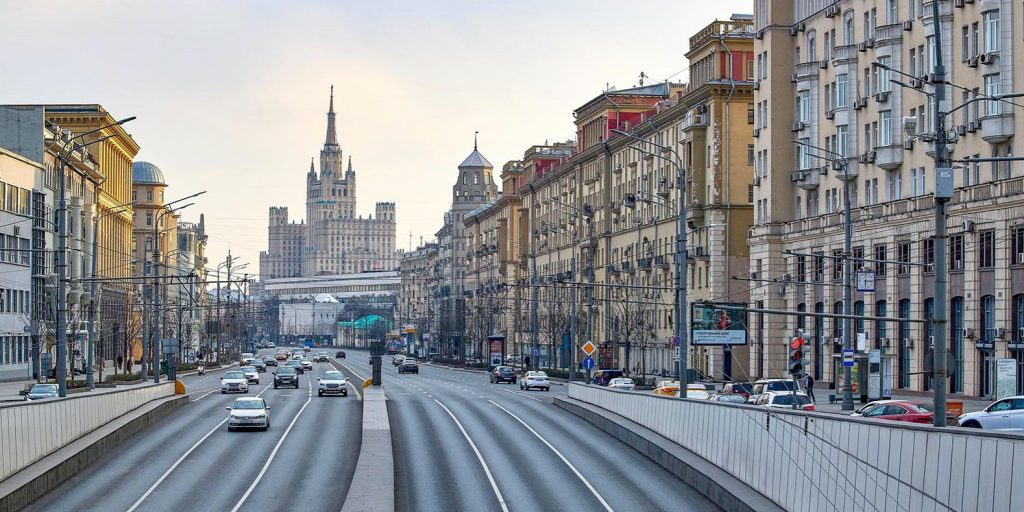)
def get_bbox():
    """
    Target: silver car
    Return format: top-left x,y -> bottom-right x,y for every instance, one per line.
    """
221,371 -> 249,393
317,370 -> 349,397
958,396 -> 1024,431
226,397 -> 270,431
241,366 -> 260,384
300,358 -> 314,372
